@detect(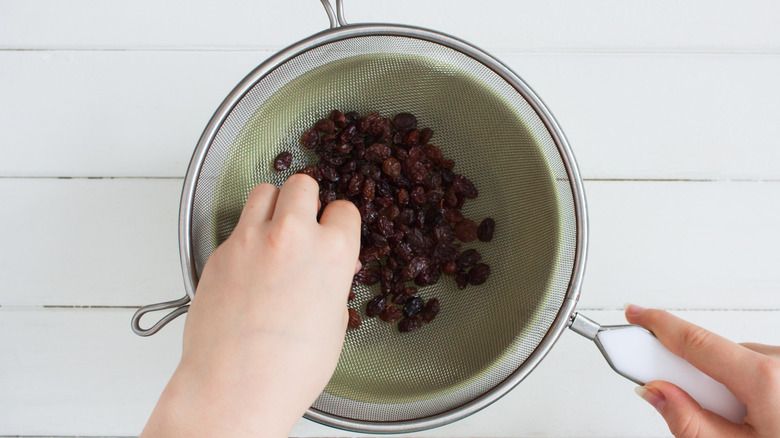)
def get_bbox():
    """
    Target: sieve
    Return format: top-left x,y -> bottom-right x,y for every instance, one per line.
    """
131,0 -> 746,432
